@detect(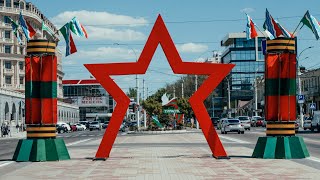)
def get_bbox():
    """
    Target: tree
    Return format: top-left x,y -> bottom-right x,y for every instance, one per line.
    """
126,88 -> 137,100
